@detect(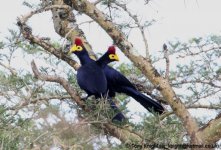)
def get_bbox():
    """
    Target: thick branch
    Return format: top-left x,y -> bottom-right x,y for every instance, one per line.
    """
51,0 -> 97,60
197,113 -> 221,144
69,0 -> 201,143
17,20 -> 80,70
